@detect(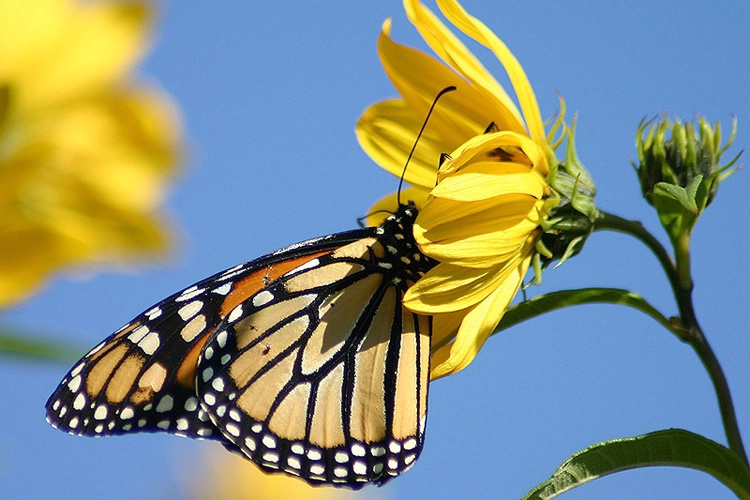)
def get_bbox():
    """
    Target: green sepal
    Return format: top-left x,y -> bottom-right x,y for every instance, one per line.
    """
652,175 -> 702,244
